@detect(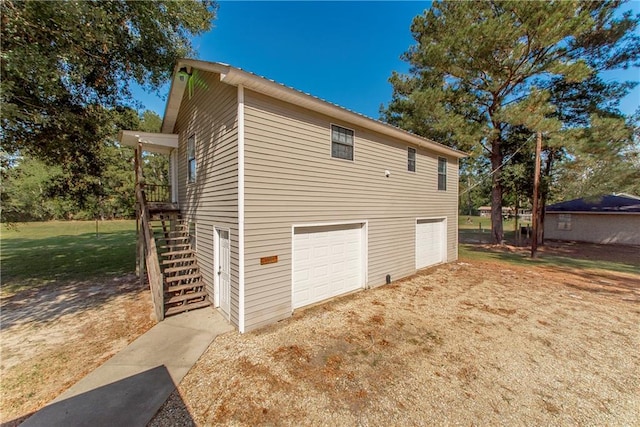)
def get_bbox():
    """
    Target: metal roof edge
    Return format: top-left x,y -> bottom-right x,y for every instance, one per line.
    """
161,59 -> 467,159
